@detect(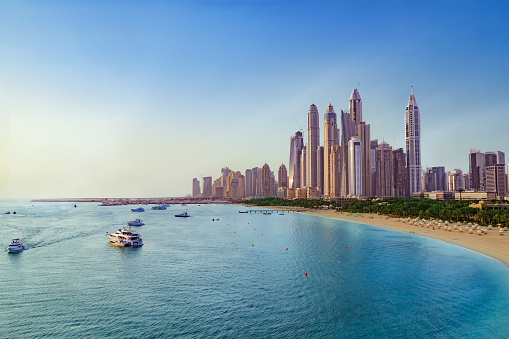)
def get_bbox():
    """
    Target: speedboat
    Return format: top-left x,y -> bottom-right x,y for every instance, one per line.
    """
131,207 -> 145,212
106,227 -> 143,247
7,239 -> 26,253
175,212 -> 190,217
152,204 -> 167,210
127,219 -> 144,226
